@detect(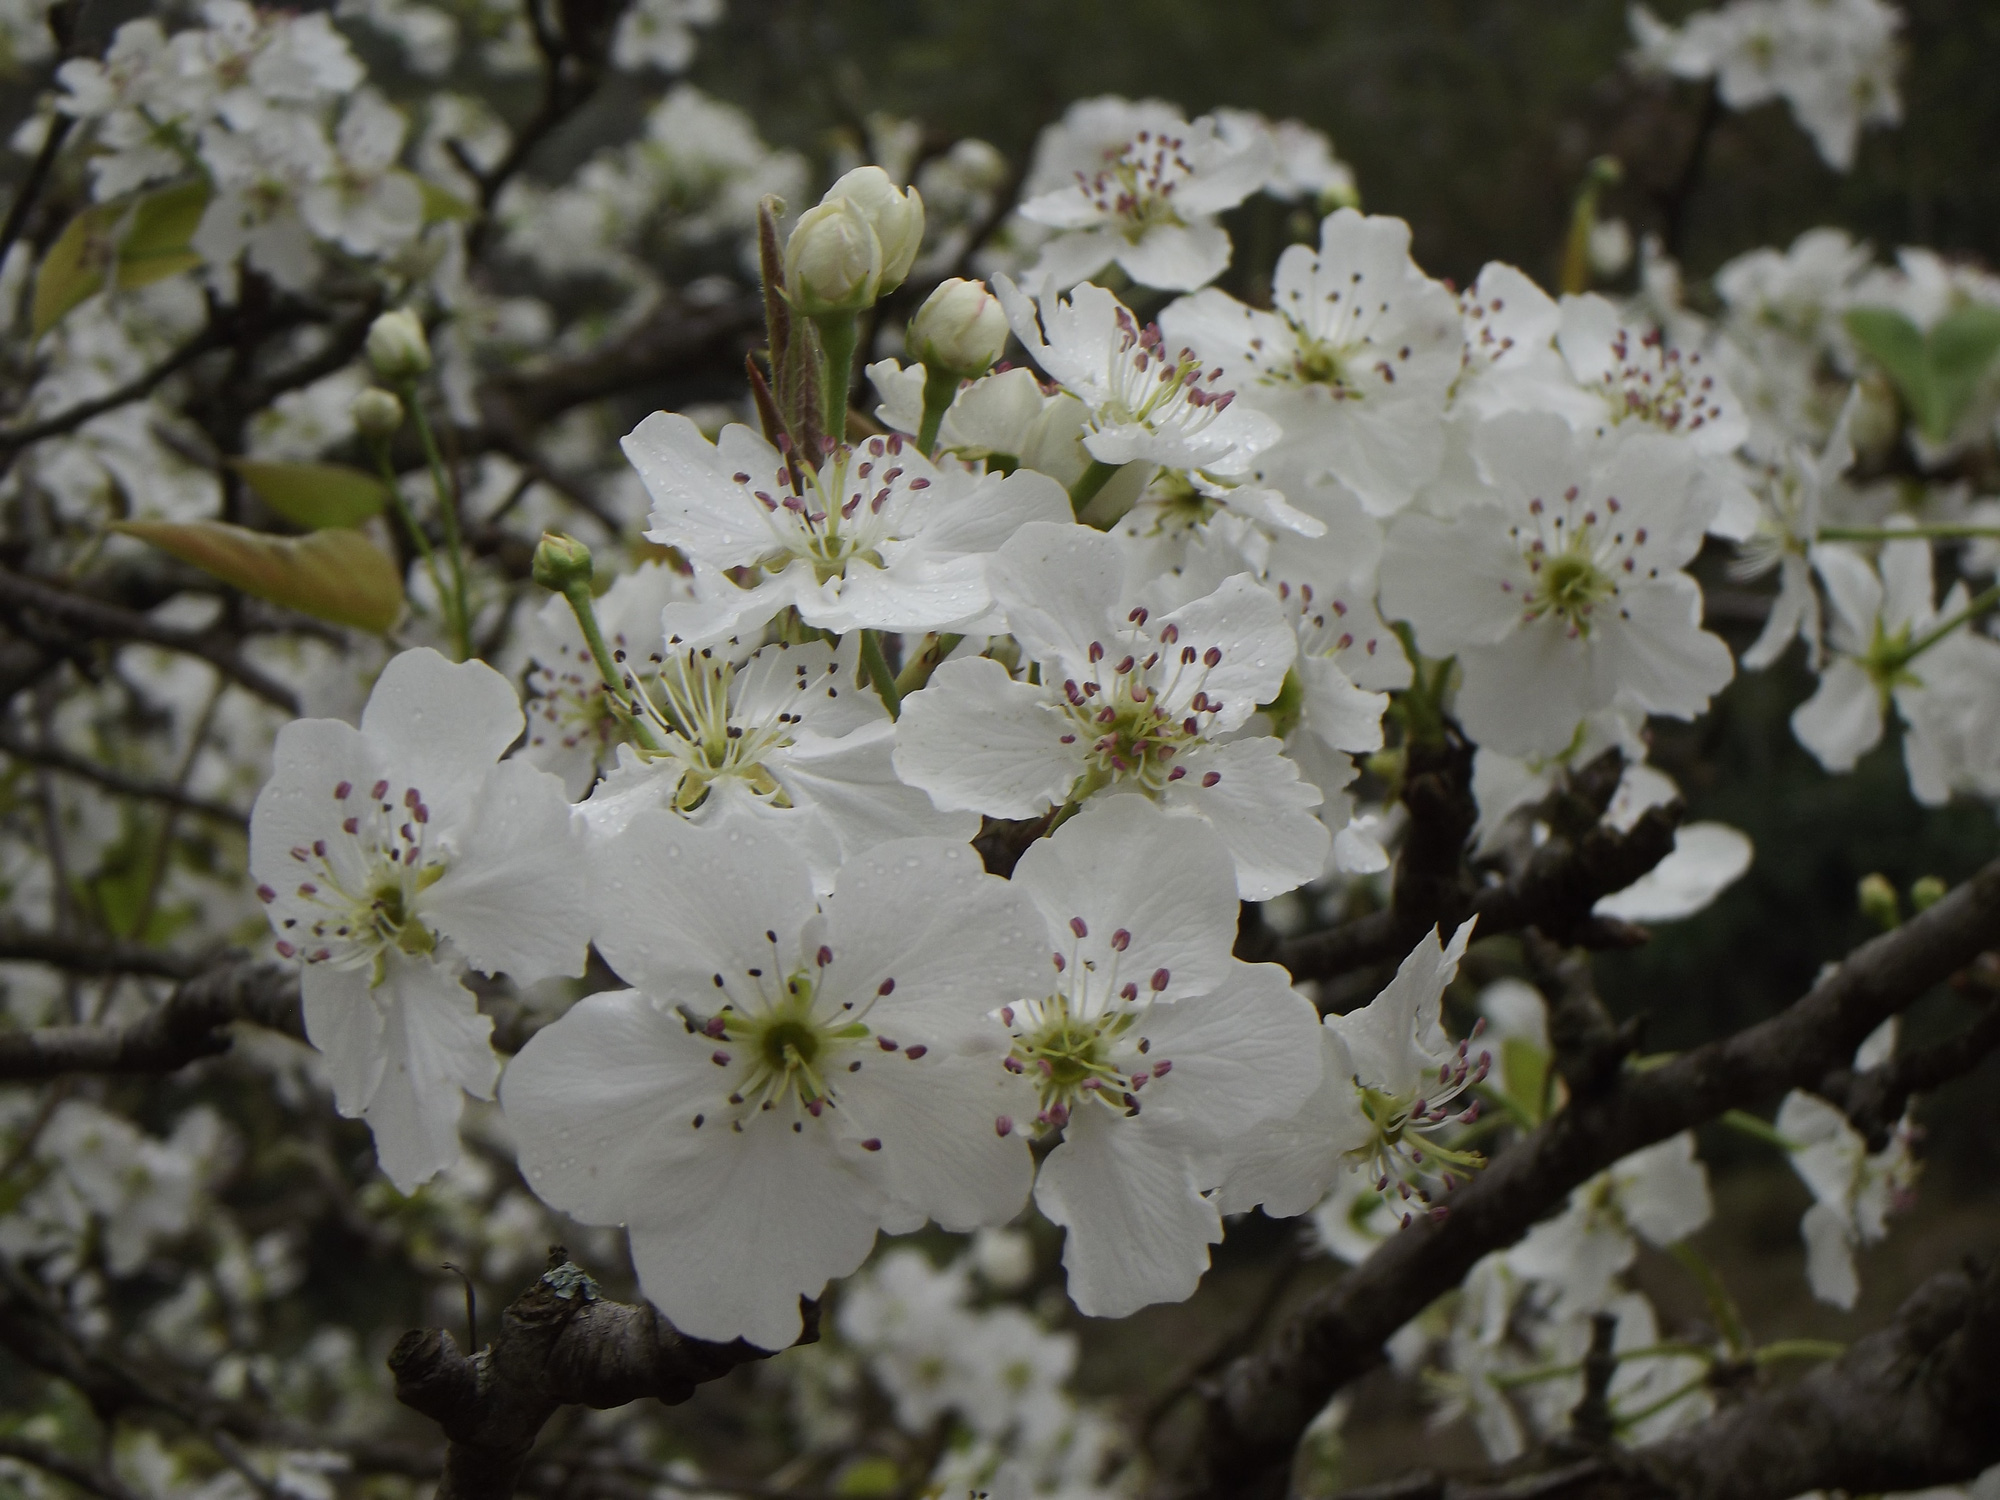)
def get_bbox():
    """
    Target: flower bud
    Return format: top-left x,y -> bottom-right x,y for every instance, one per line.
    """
366,308 -> 432,382
531,531 -> 595,595
822,165 -> 924,293
909,277 -> 1009,376
1909,874 -> 1947,913
1857,871 -> 1901,932
784,199 -> 884,317
349,387 -> 405,440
